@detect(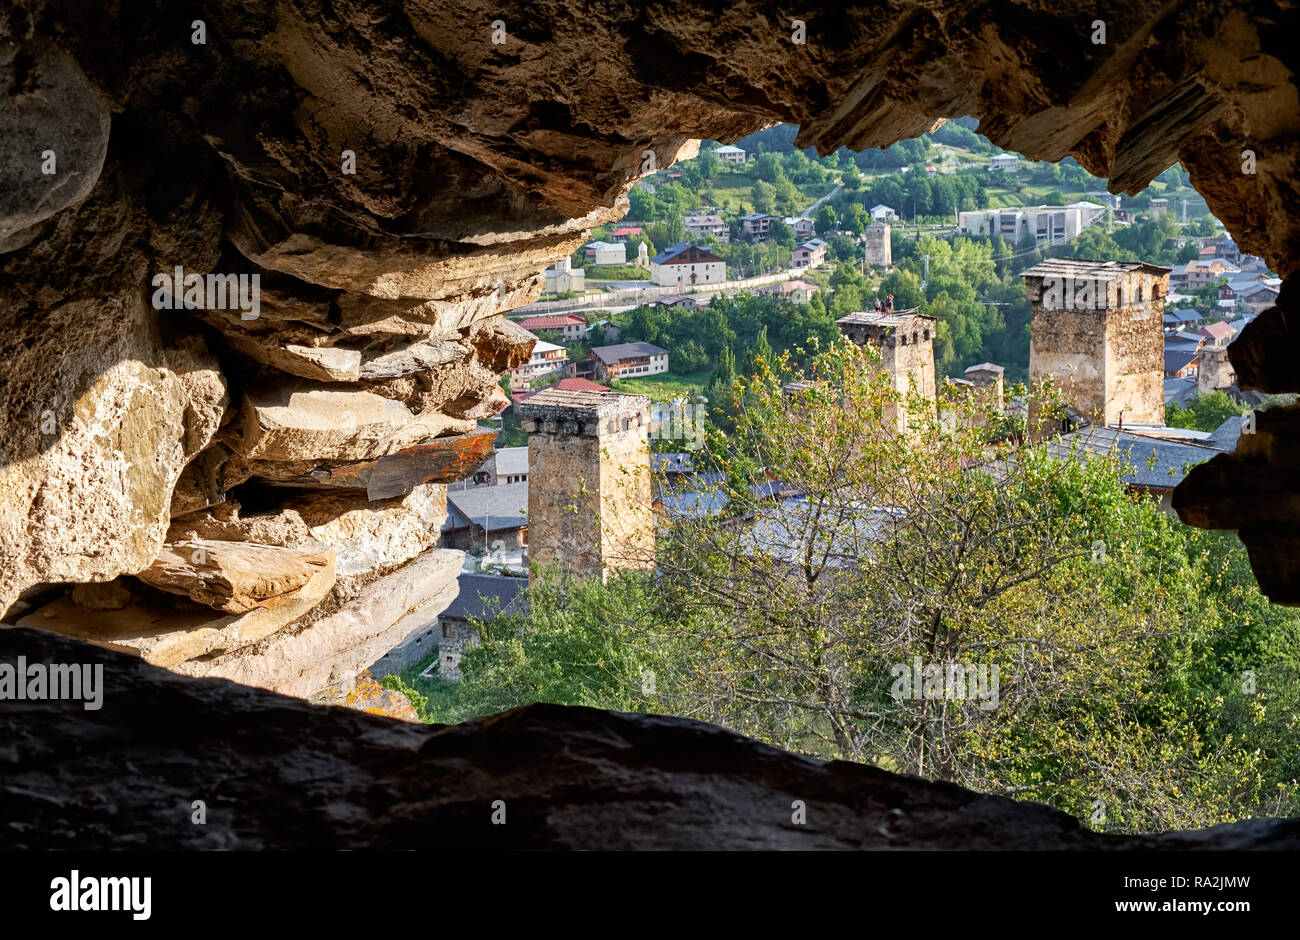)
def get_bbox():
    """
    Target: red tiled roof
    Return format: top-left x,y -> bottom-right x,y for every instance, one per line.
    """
610,227 -> 643,237
517,314 -> 586,330
555,377 -> 610,392
1200,322 -> 1236,340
